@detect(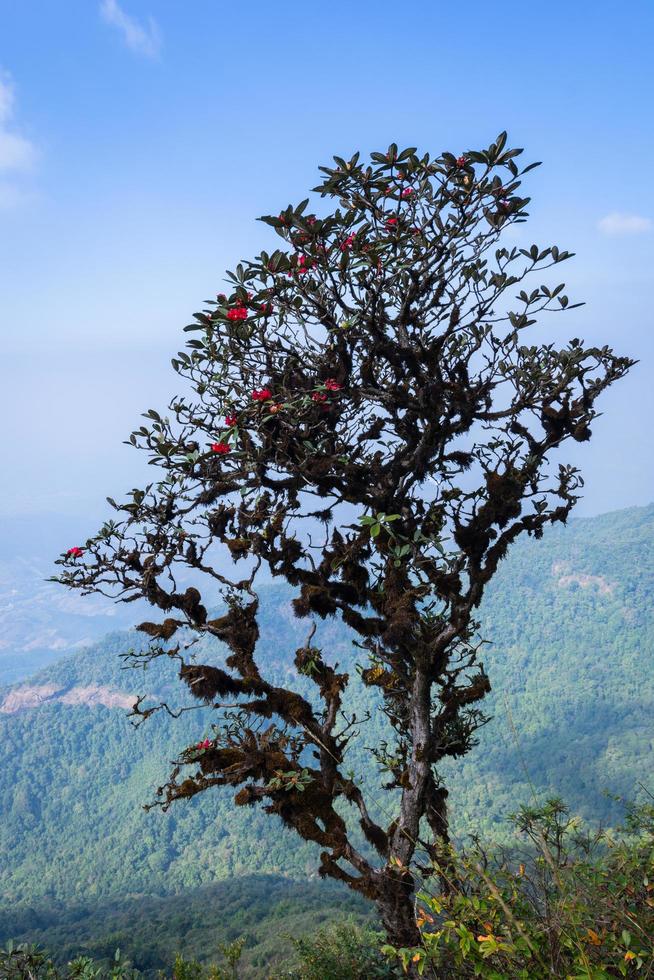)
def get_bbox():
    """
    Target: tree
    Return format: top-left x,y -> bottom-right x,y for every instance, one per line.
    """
56,134 -> 633,955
